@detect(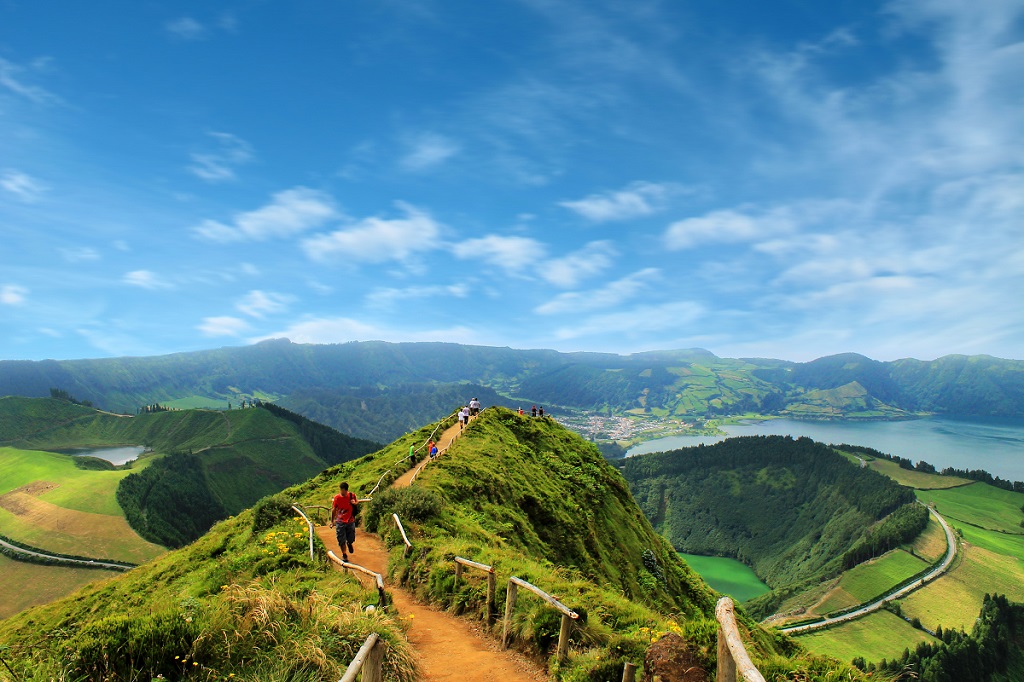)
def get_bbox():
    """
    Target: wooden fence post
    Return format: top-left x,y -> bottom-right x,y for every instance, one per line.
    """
486,571 -> 497,626
557,612 -> 572,662
622,662 -> 637,682
502,580 -> 519,648
717,621 -> 736,682
363,638 -> 384,682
